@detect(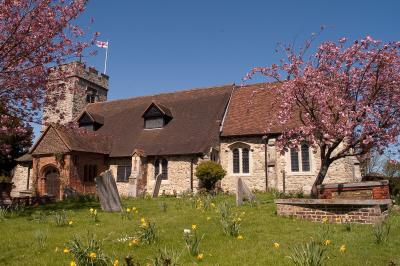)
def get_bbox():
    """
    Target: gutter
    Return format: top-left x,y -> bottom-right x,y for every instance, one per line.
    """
219,84 -> 236,133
